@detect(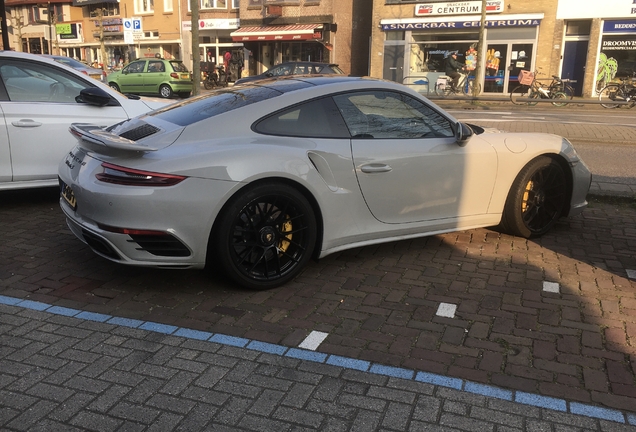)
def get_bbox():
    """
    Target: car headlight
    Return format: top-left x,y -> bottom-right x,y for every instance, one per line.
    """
561,138 -> 581,166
